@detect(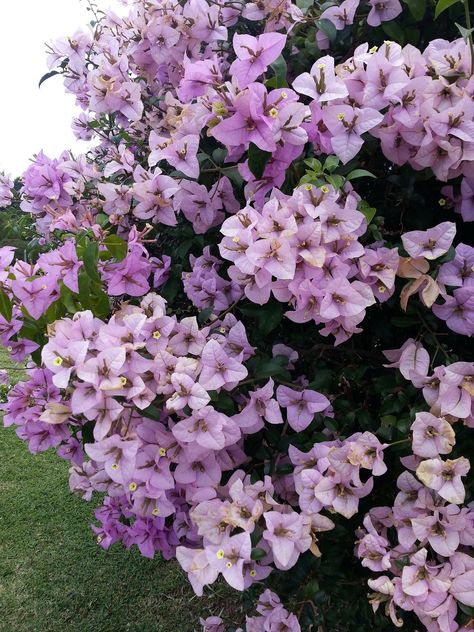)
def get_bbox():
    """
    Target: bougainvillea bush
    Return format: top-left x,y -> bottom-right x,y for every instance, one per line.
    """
1,0 -> 473,629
